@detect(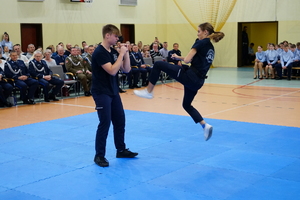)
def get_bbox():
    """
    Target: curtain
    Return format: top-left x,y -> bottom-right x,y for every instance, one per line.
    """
173,0 -> 237,31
